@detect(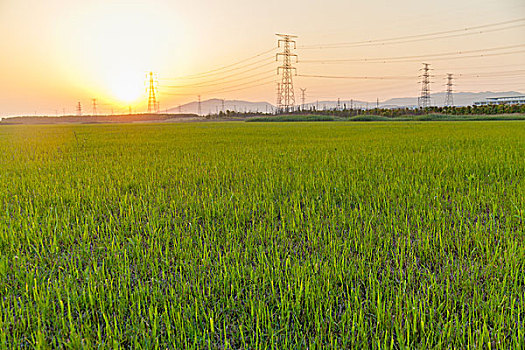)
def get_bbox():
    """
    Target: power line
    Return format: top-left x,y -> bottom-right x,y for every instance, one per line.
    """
306,83 -> 413,99
306,82 -> 411,97
159,77 -> 276,97
300,49 -> 525,65
454,81 -> 525,87
298,69 -> 525,81
300,18 -> 525,49
198,78 -> 275,95
161,56 -> 275,82
161,68 -> 275,89
300,24 -> 525,50
432,62 -> 525,73
298,74 -> 413,80
164,48 -> 276,80
419,49 -> 525,63
150,28 -> 525,109
299,44 -> 525,64
160,72 -> 276,96
457,69 -> 525,78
